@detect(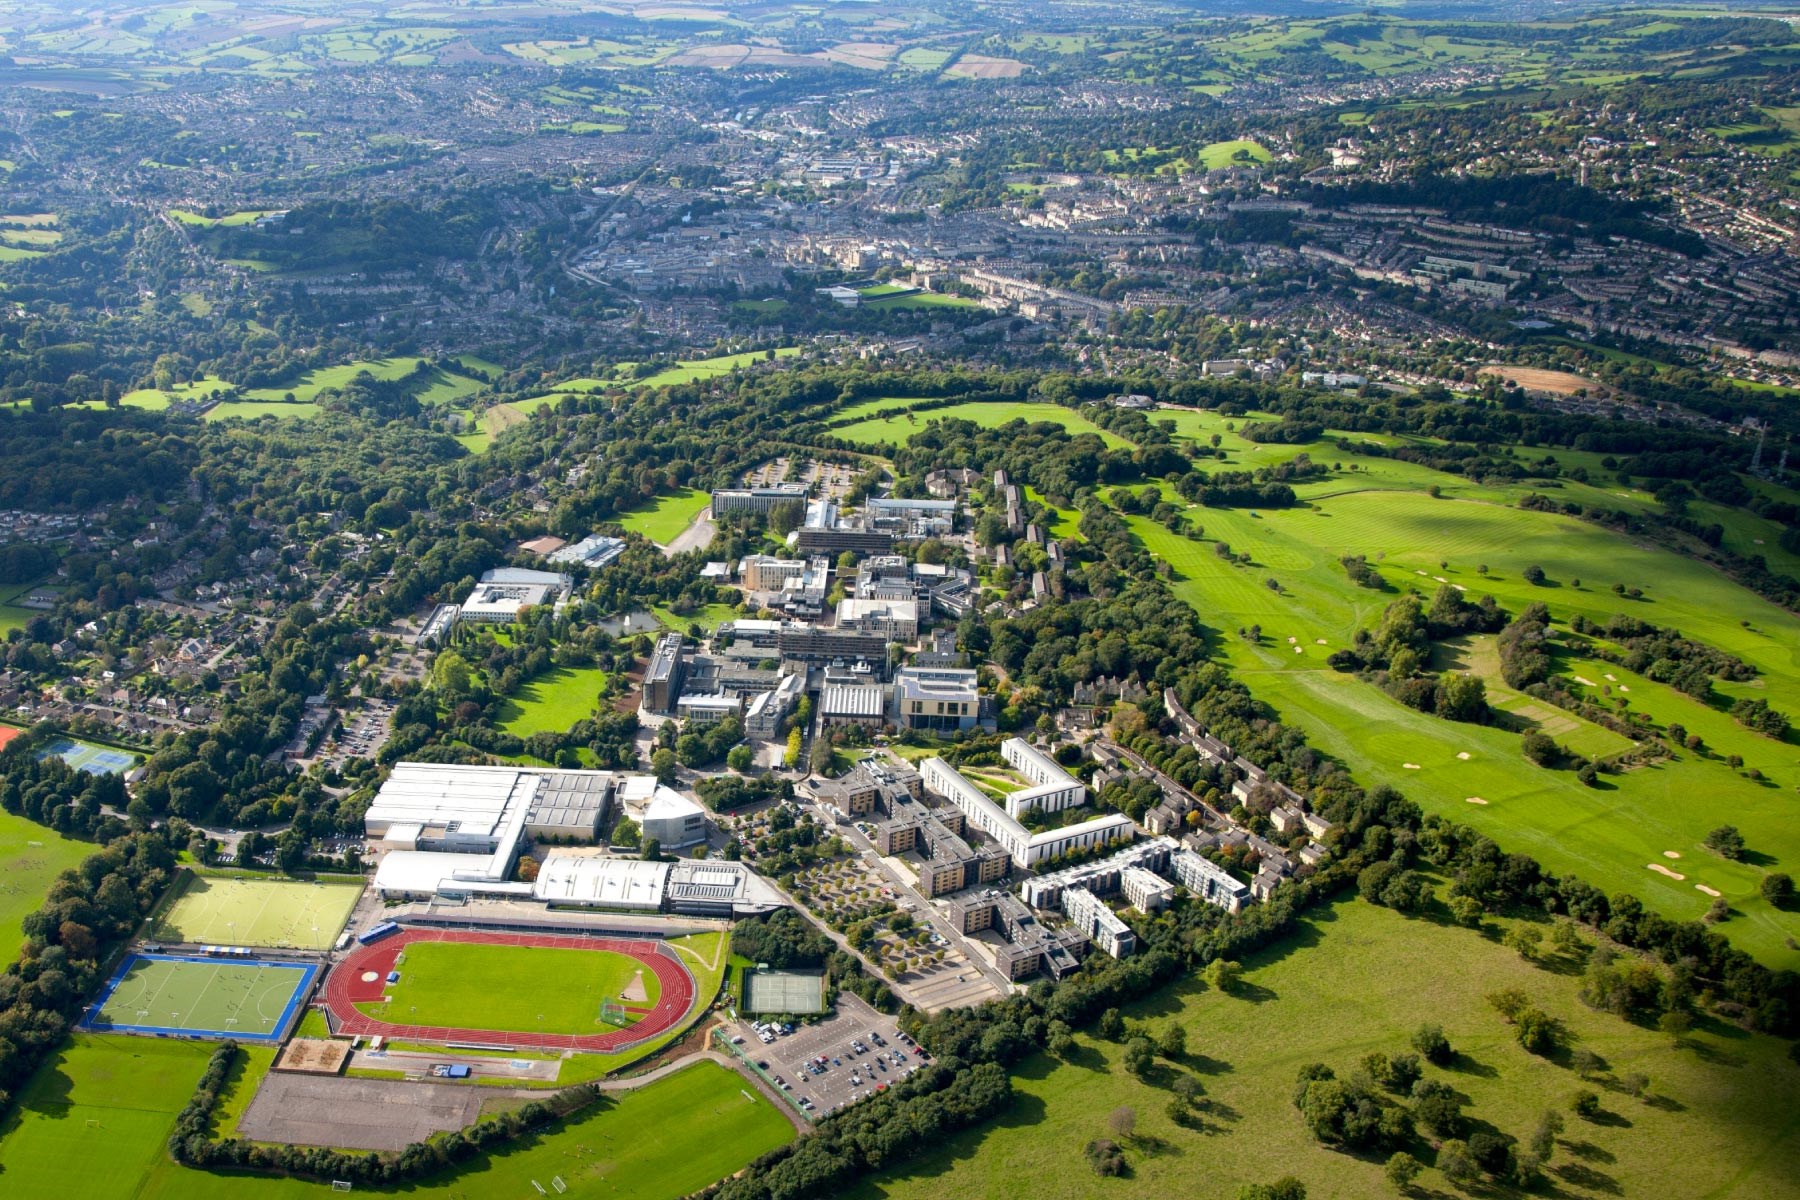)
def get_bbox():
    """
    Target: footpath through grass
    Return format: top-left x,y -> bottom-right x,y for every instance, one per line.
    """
361,940 -> 663,1034
852,896 -> 1800,1200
